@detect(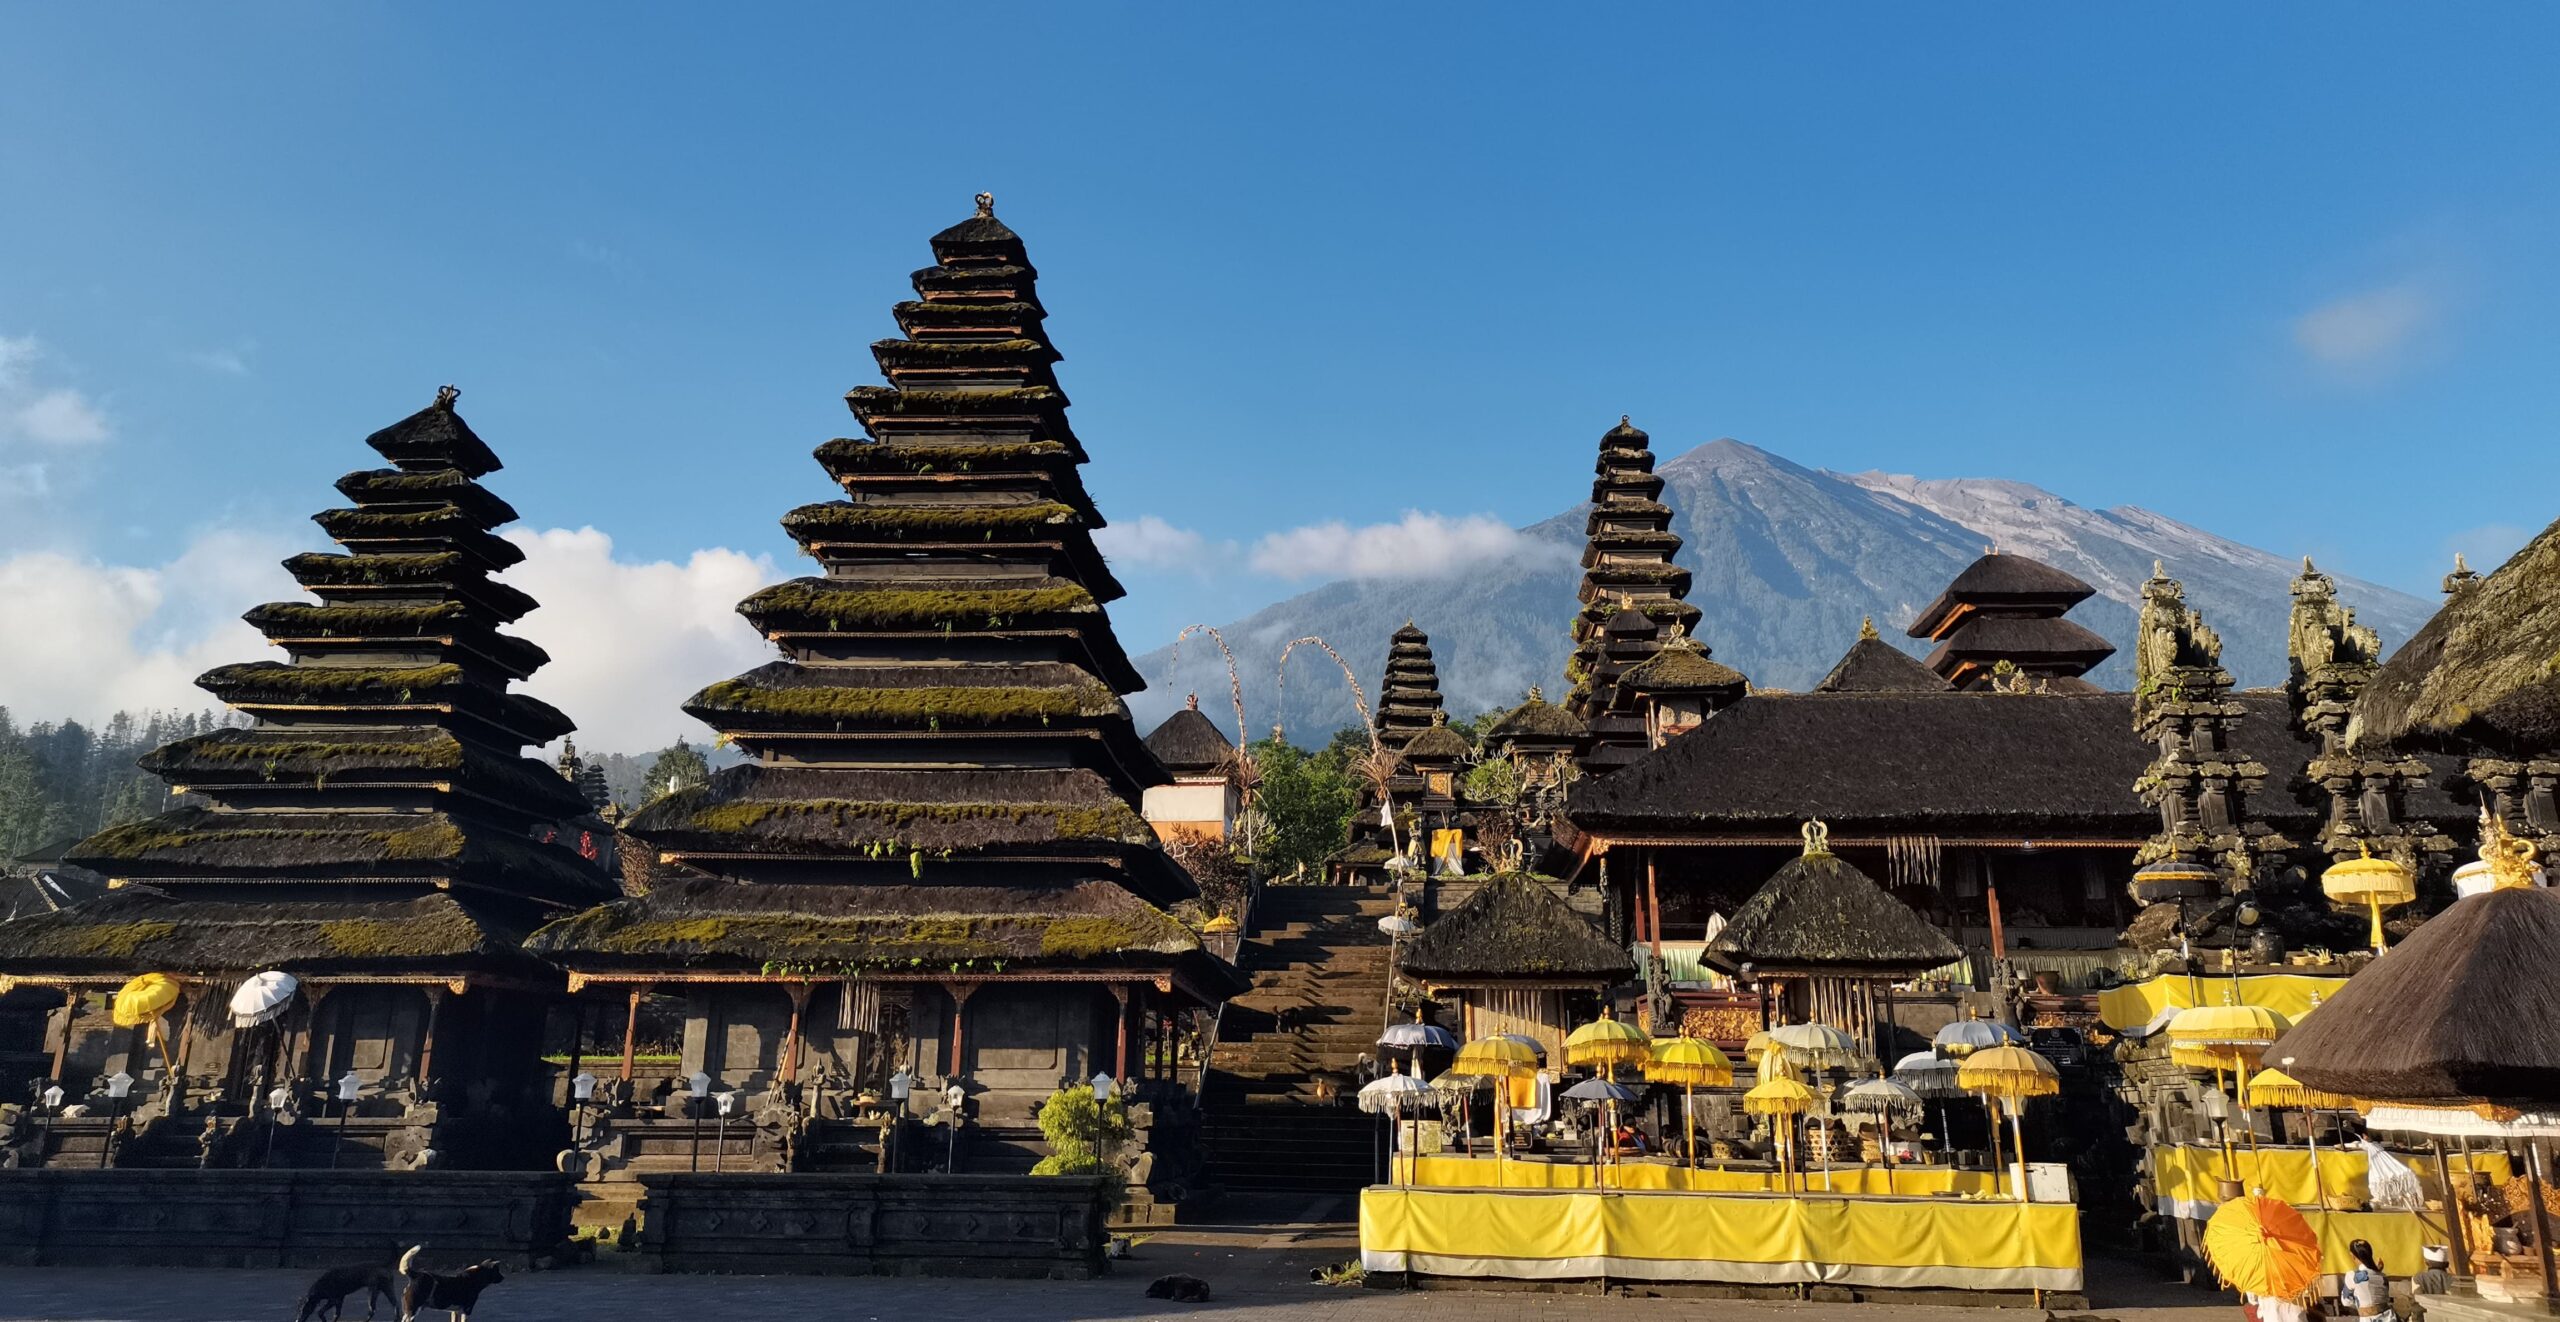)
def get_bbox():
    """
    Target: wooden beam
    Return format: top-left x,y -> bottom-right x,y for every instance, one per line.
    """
49,986 -> 76,1083
416,986 -> 448,1095
619,984 -> 647,1082
780,983 -> 811,1085
1110,984 -> 1131,1080
945,981 -> 979,1079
